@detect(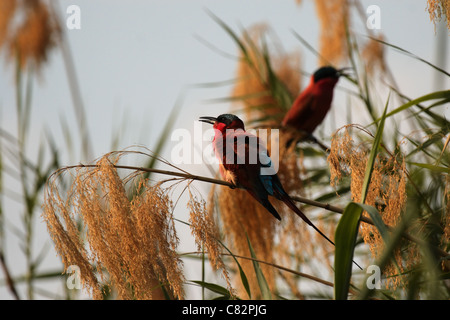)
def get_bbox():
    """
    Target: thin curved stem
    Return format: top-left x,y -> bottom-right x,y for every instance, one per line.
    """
51,162 -> 448,258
